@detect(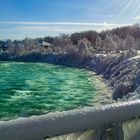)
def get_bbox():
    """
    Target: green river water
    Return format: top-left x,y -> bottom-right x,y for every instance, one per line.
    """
0,62 -> 110,120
